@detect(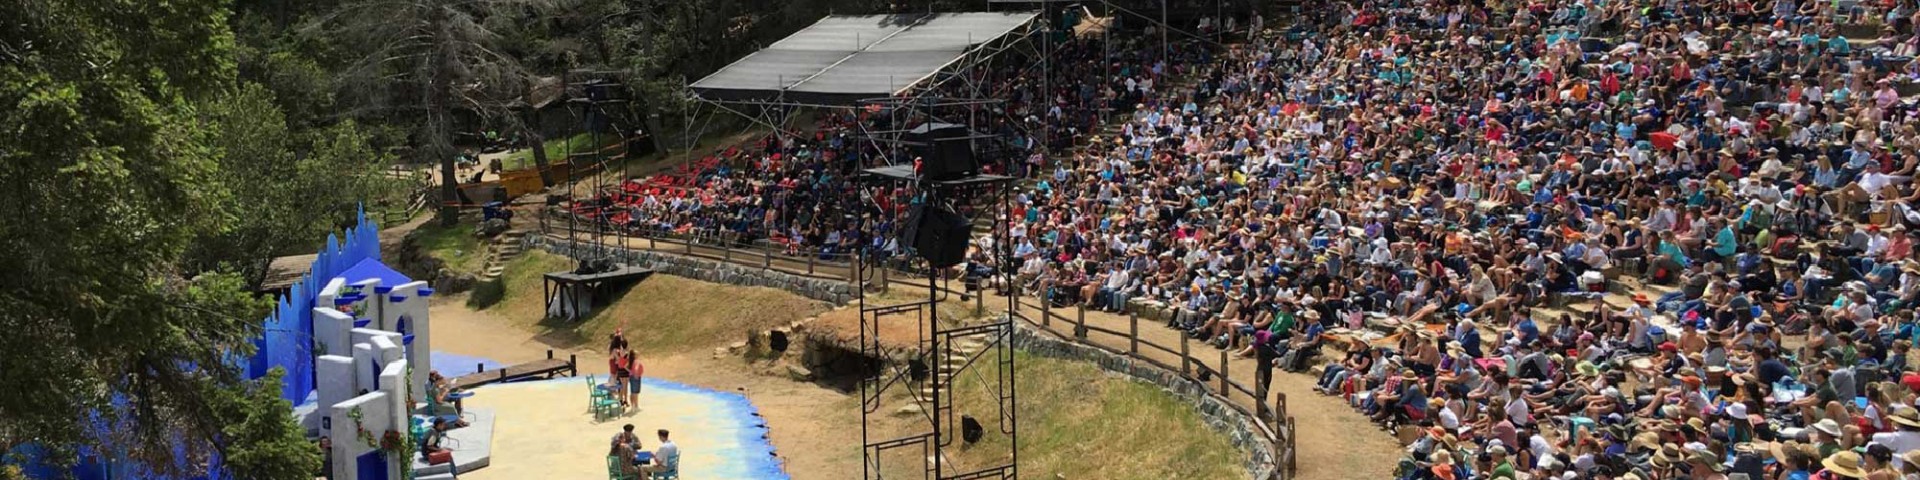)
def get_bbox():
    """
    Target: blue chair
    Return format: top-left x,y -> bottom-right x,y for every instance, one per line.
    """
653,450 -> 680,480
588,375 -> 619,418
